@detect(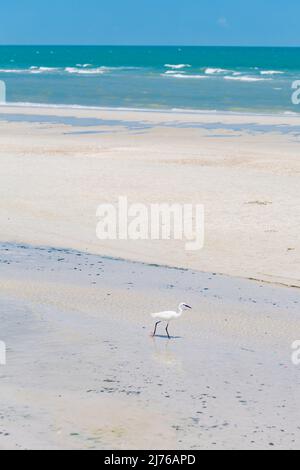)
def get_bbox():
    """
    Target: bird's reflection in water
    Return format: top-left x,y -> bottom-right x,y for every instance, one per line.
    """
151,336 -> 183,370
